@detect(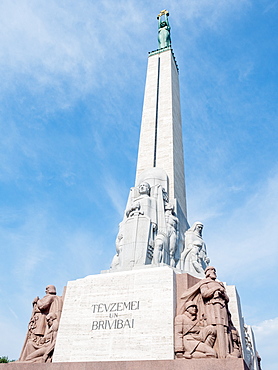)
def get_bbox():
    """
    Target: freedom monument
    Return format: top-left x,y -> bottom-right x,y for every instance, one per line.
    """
5,10 -> 260,370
